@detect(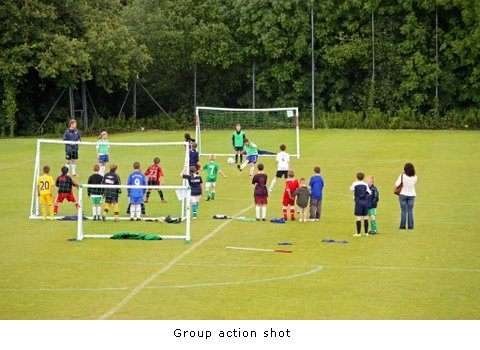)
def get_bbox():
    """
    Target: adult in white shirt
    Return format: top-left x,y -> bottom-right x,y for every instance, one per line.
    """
395,163 -> 418,230
269,144 -> 290,192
